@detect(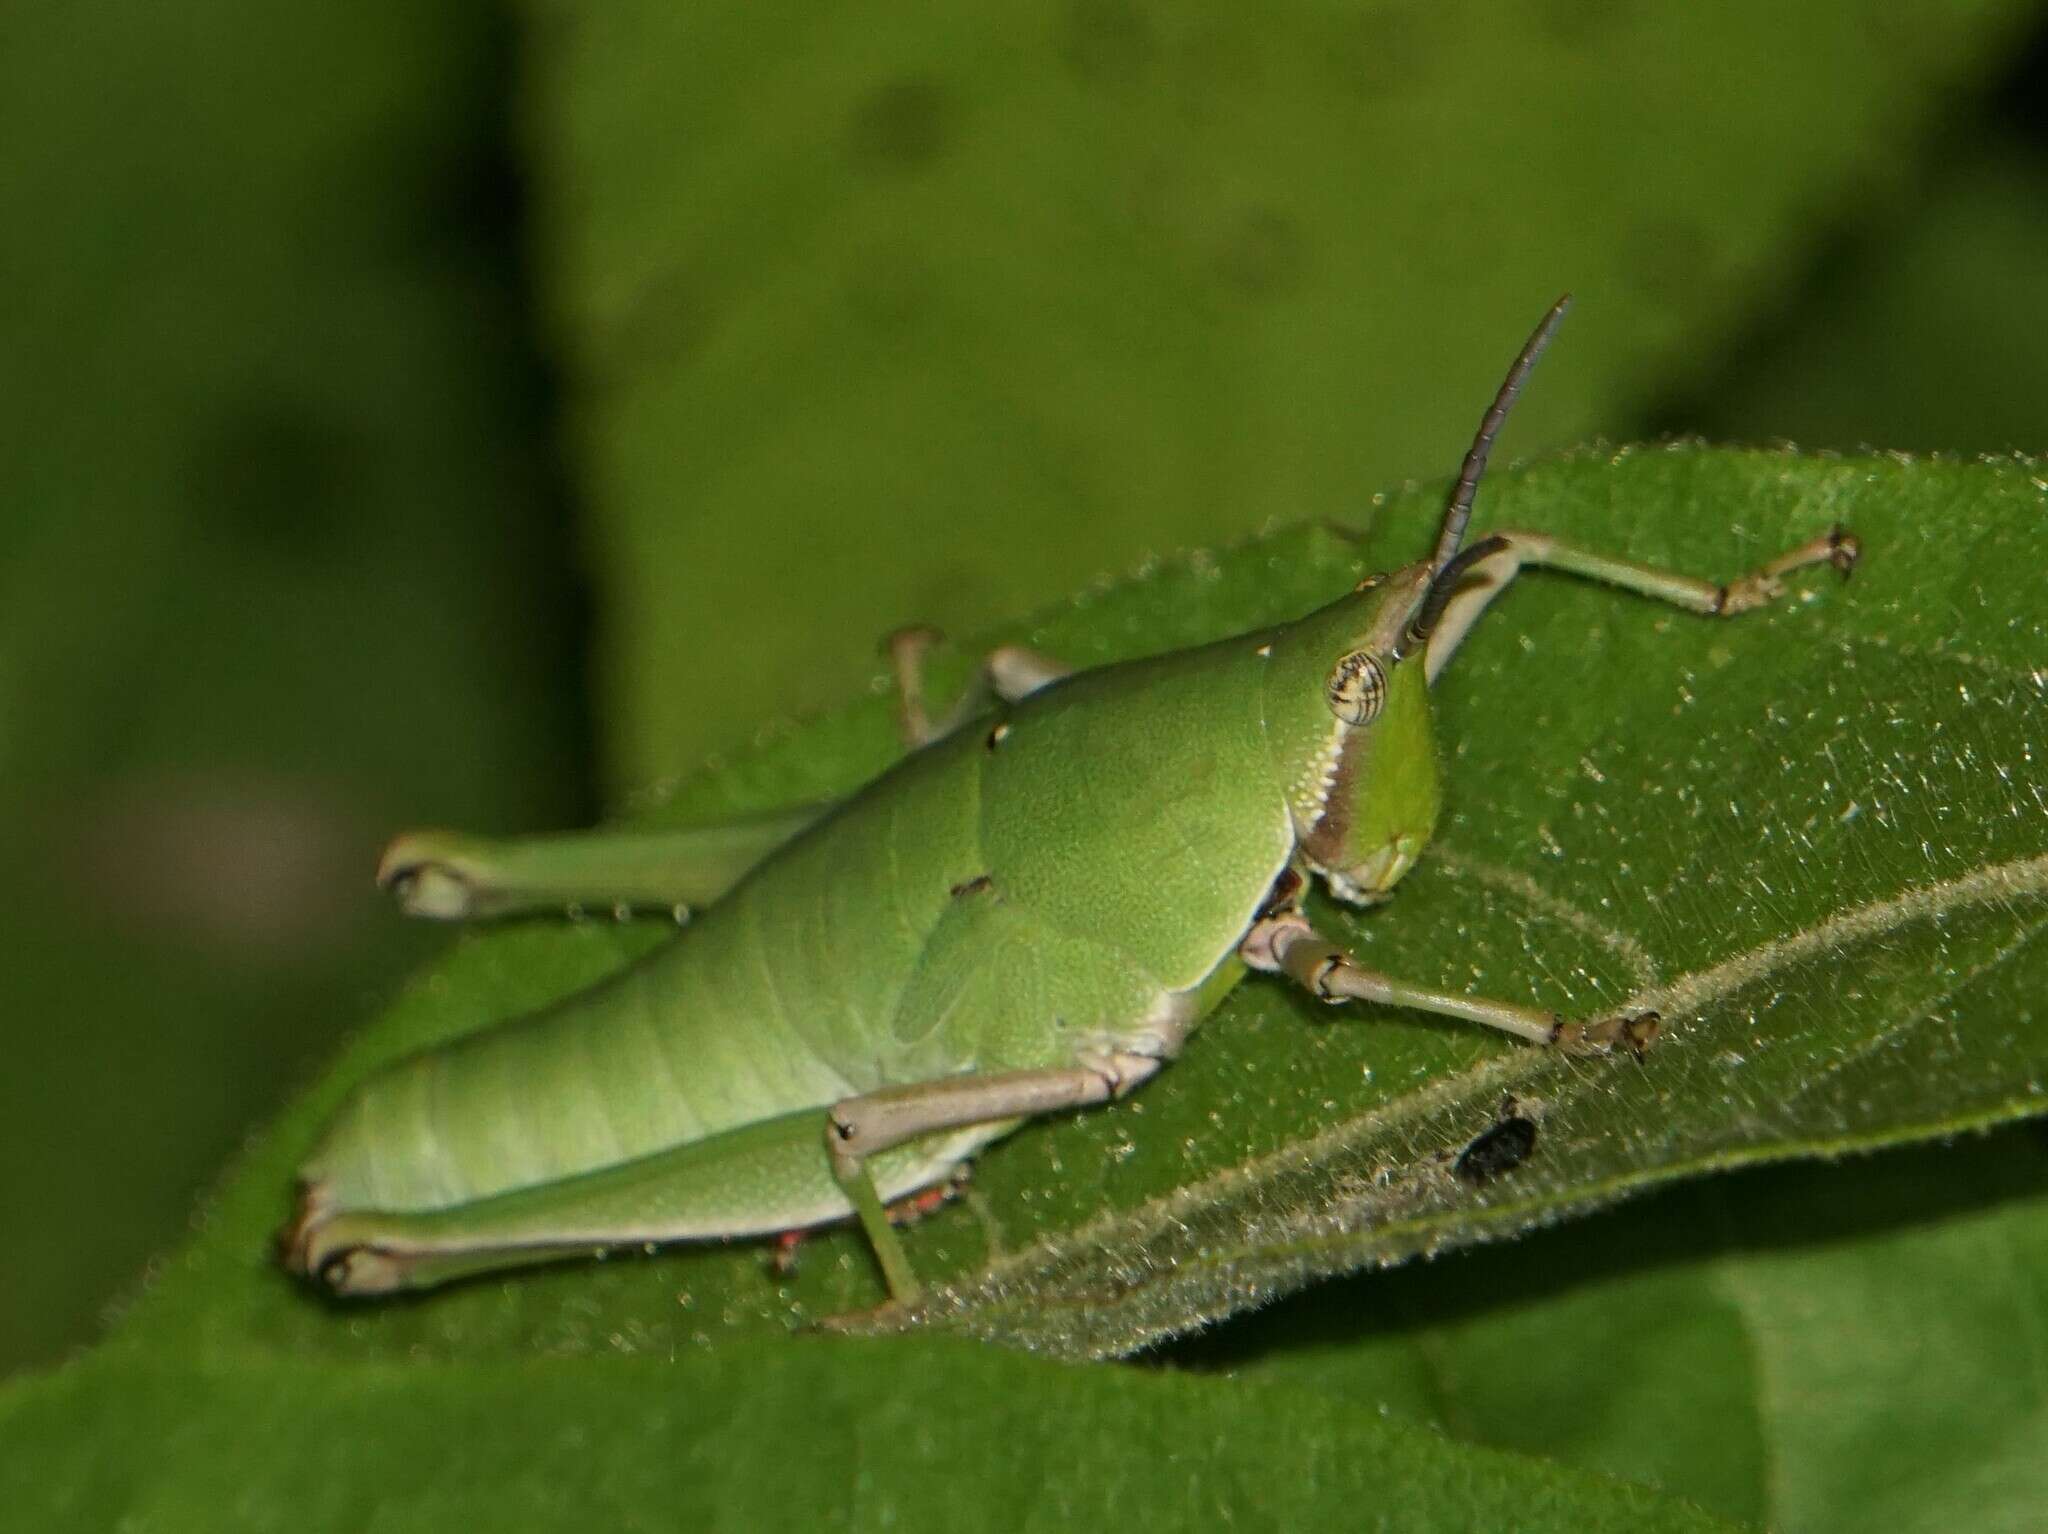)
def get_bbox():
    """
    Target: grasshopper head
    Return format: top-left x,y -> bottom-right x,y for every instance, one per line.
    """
1265,293 -> 1573,904
1262,562 -> 1442,903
